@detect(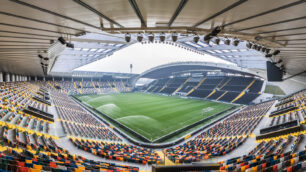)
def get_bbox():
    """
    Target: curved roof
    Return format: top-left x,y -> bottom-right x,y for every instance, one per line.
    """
137,61 -> 261,79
